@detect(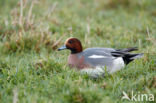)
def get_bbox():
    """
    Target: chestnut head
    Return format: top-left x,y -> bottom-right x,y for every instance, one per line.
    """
58,37 -> 83,54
